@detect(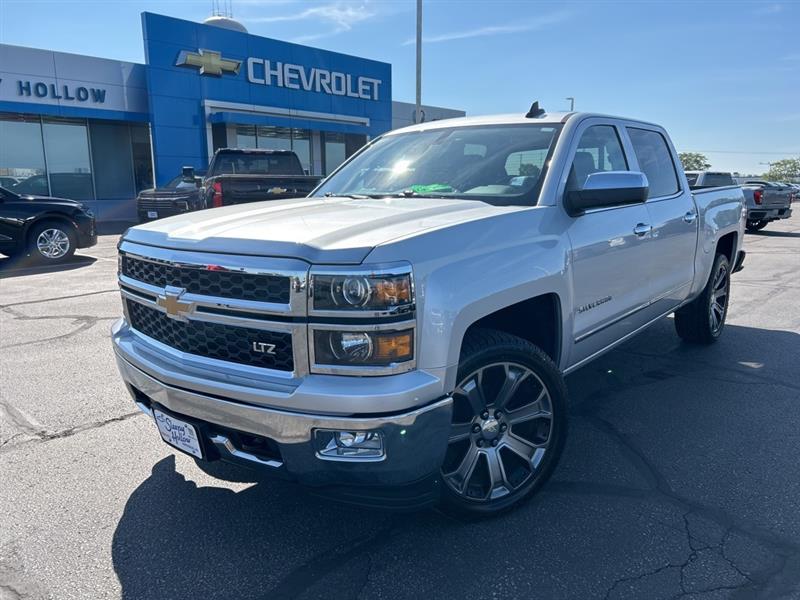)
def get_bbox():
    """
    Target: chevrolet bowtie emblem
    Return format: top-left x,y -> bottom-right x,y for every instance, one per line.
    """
176,49 -> 241,76
157,286 -> 193,320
